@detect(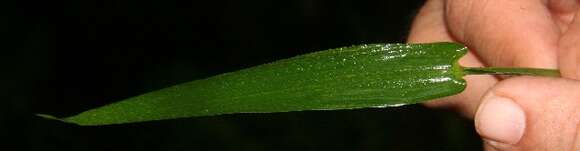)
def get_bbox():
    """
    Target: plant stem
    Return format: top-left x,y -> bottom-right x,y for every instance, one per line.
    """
463,67 -> 560,77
